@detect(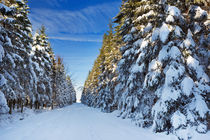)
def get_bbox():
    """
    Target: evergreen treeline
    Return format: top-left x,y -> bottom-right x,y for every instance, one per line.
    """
82,0 -> 209,139
0,0 -> 76,114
